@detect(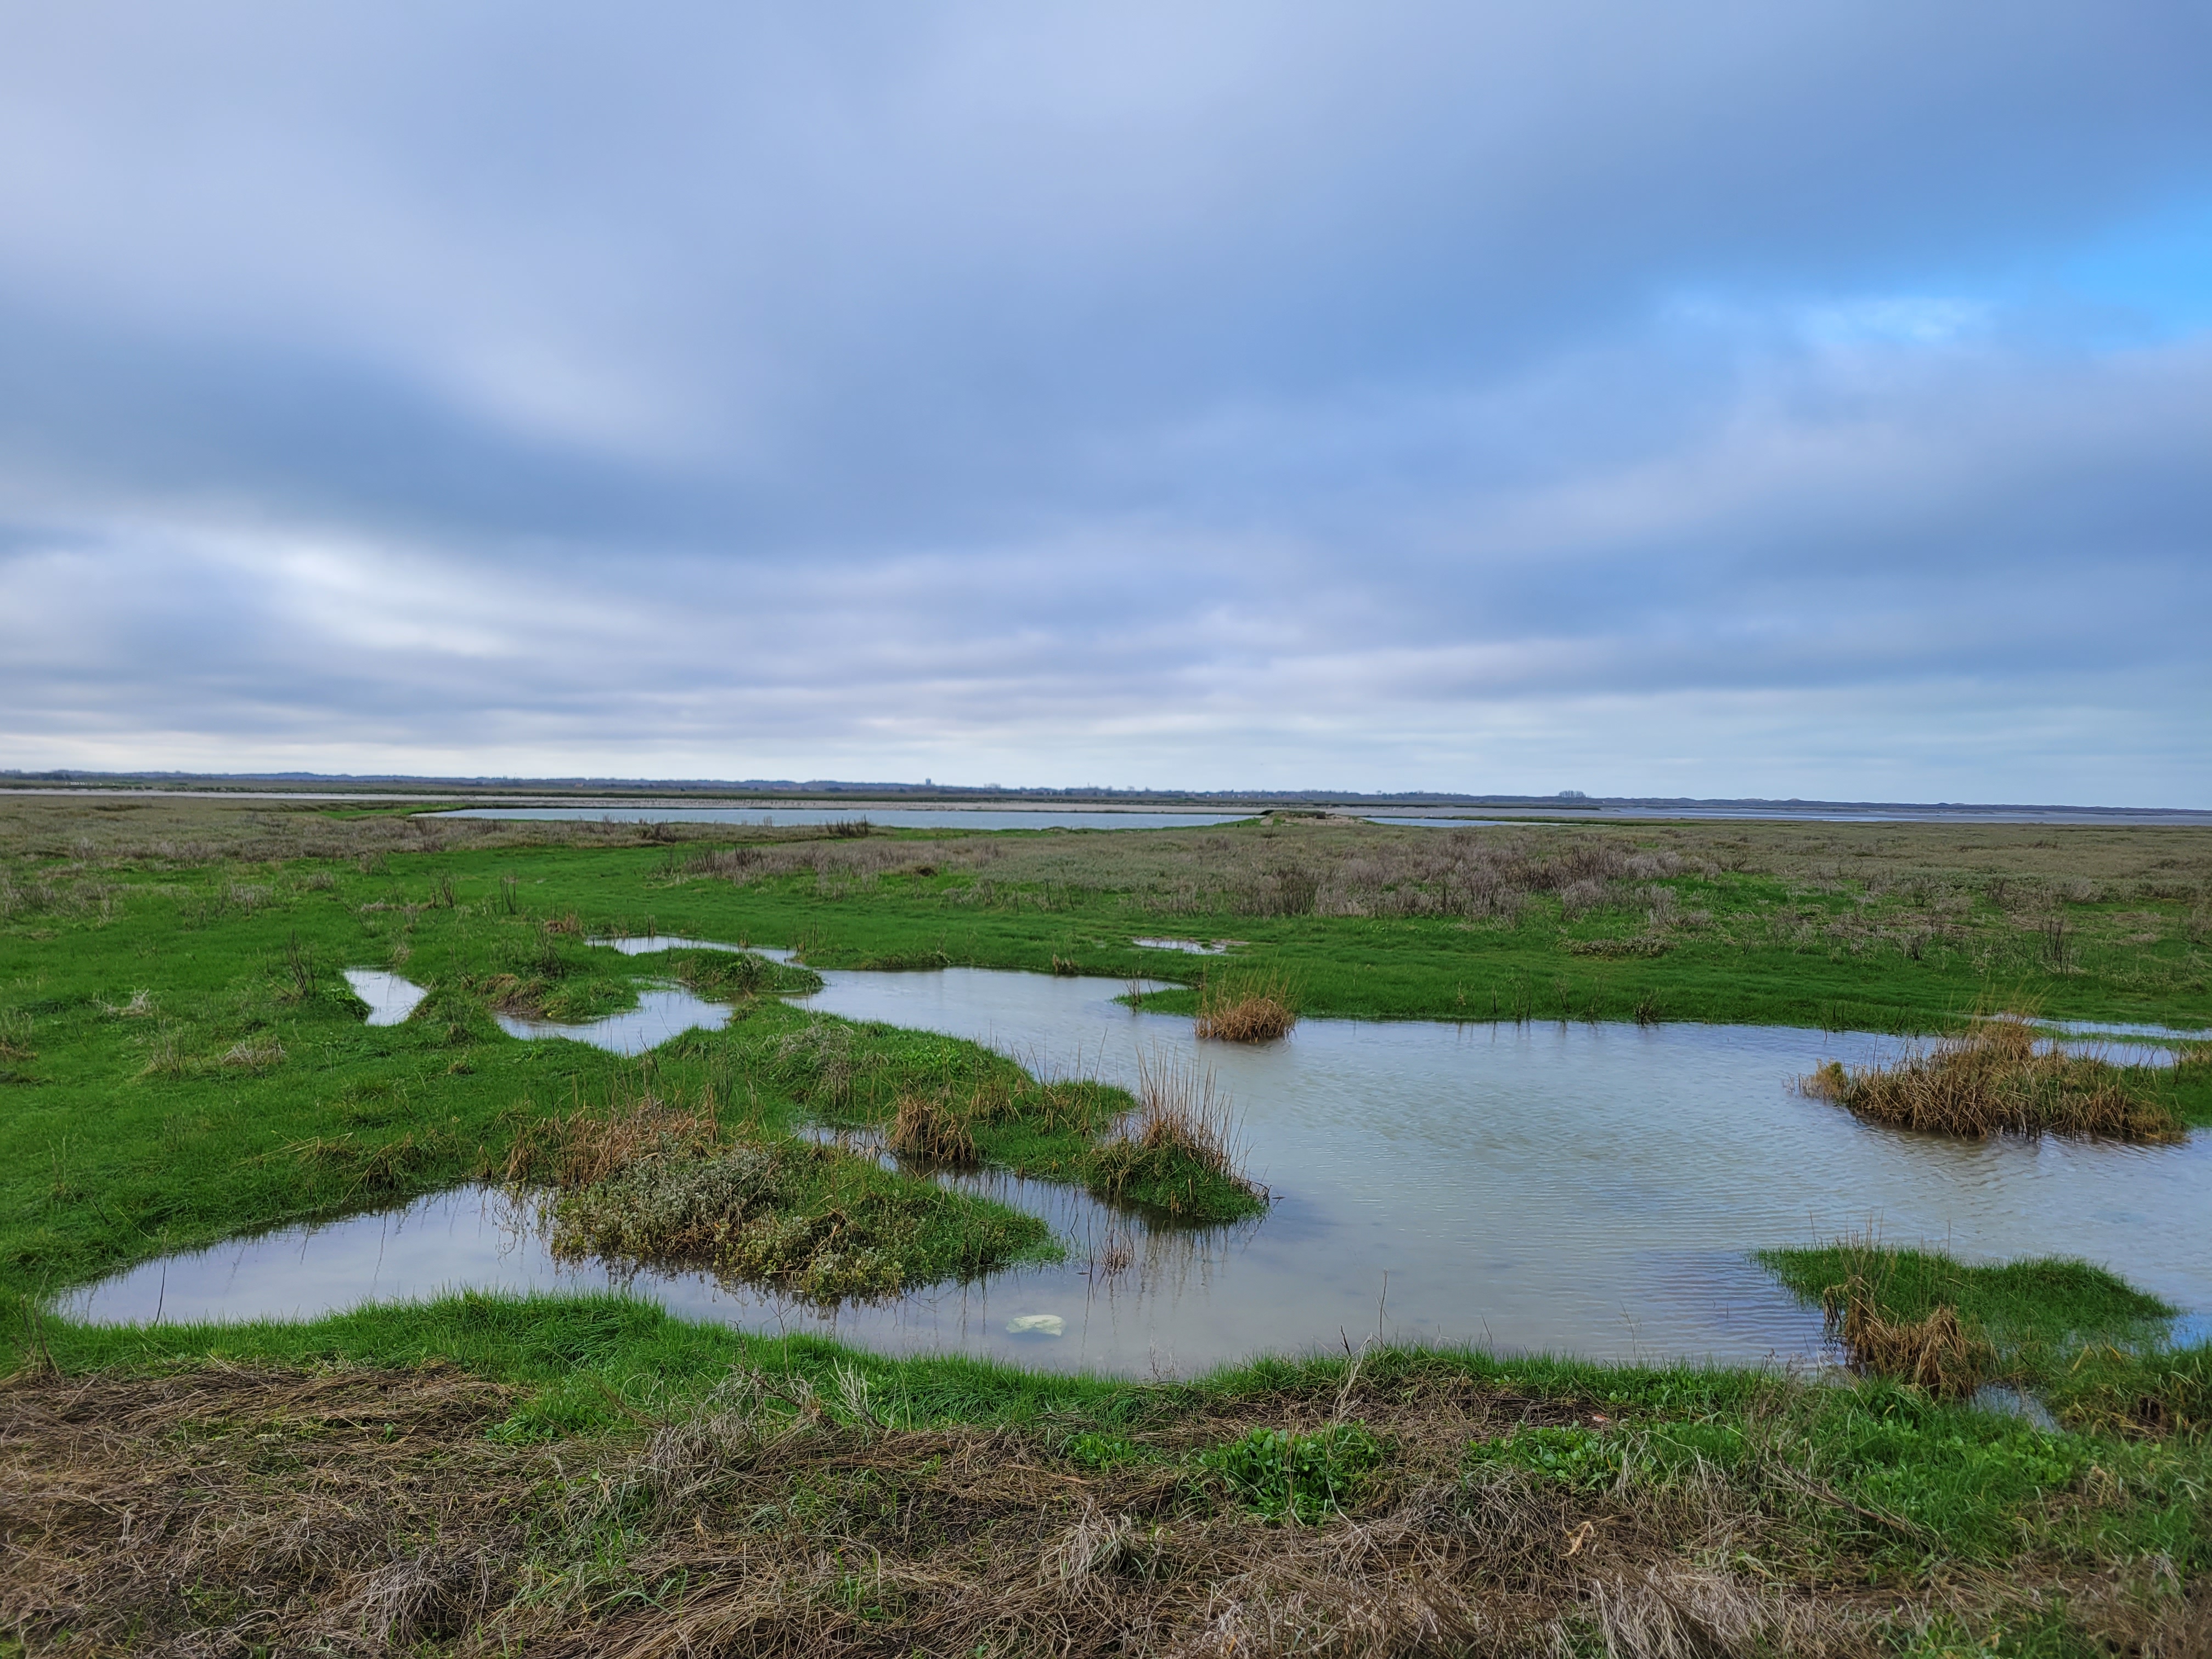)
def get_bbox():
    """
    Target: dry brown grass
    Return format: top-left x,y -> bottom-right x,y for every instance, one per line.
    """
1802,1019 -> 2185,1142
6,1361 -> 2193,1657
884,1091 -> 979,1166
500,1079 -> 723,1189
1821,1276 -> 1993,1398
1195,970 -> 1299,1042
1125,1049 -> 1246,1182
